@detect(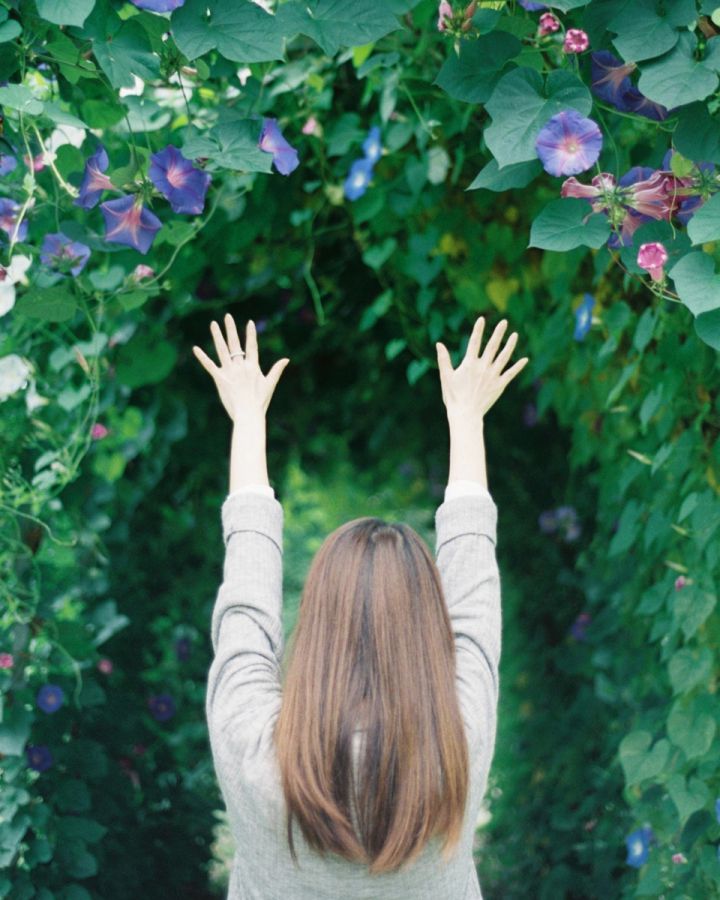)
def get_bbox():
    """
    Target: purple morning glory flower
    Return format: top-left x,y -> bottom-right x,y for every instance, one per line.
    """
174,637 -> 191,662
362,126 -> 382,165
149,145 -> 211,215
0,154 -> 18,176
148,692 -> 176,721
574,293 -> 594,341
74,145 -> 114,210
518,0 -> 547,8
130,0 -> 185,10
37,683 -> 65,713
522,402 -> 538,427
590,51 -> 635,106
715,796 -> 720,823
0,198 -> 27,243
40,233 -> 91,277
26,744 -> 53,772
570,611 -> 591,641
101,195 -> 162,255
626,826 -> 653,868
535,109 -> 603,177
258,118 -> 300,176
620,86 -> 669,122
538,509 -> 557,533
344,157 -> 374,201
